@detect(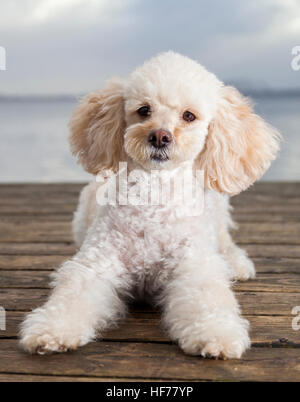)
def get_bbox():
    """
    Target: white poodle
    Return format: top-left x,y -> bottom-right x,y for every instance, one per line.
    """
20,52 -> 280,359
